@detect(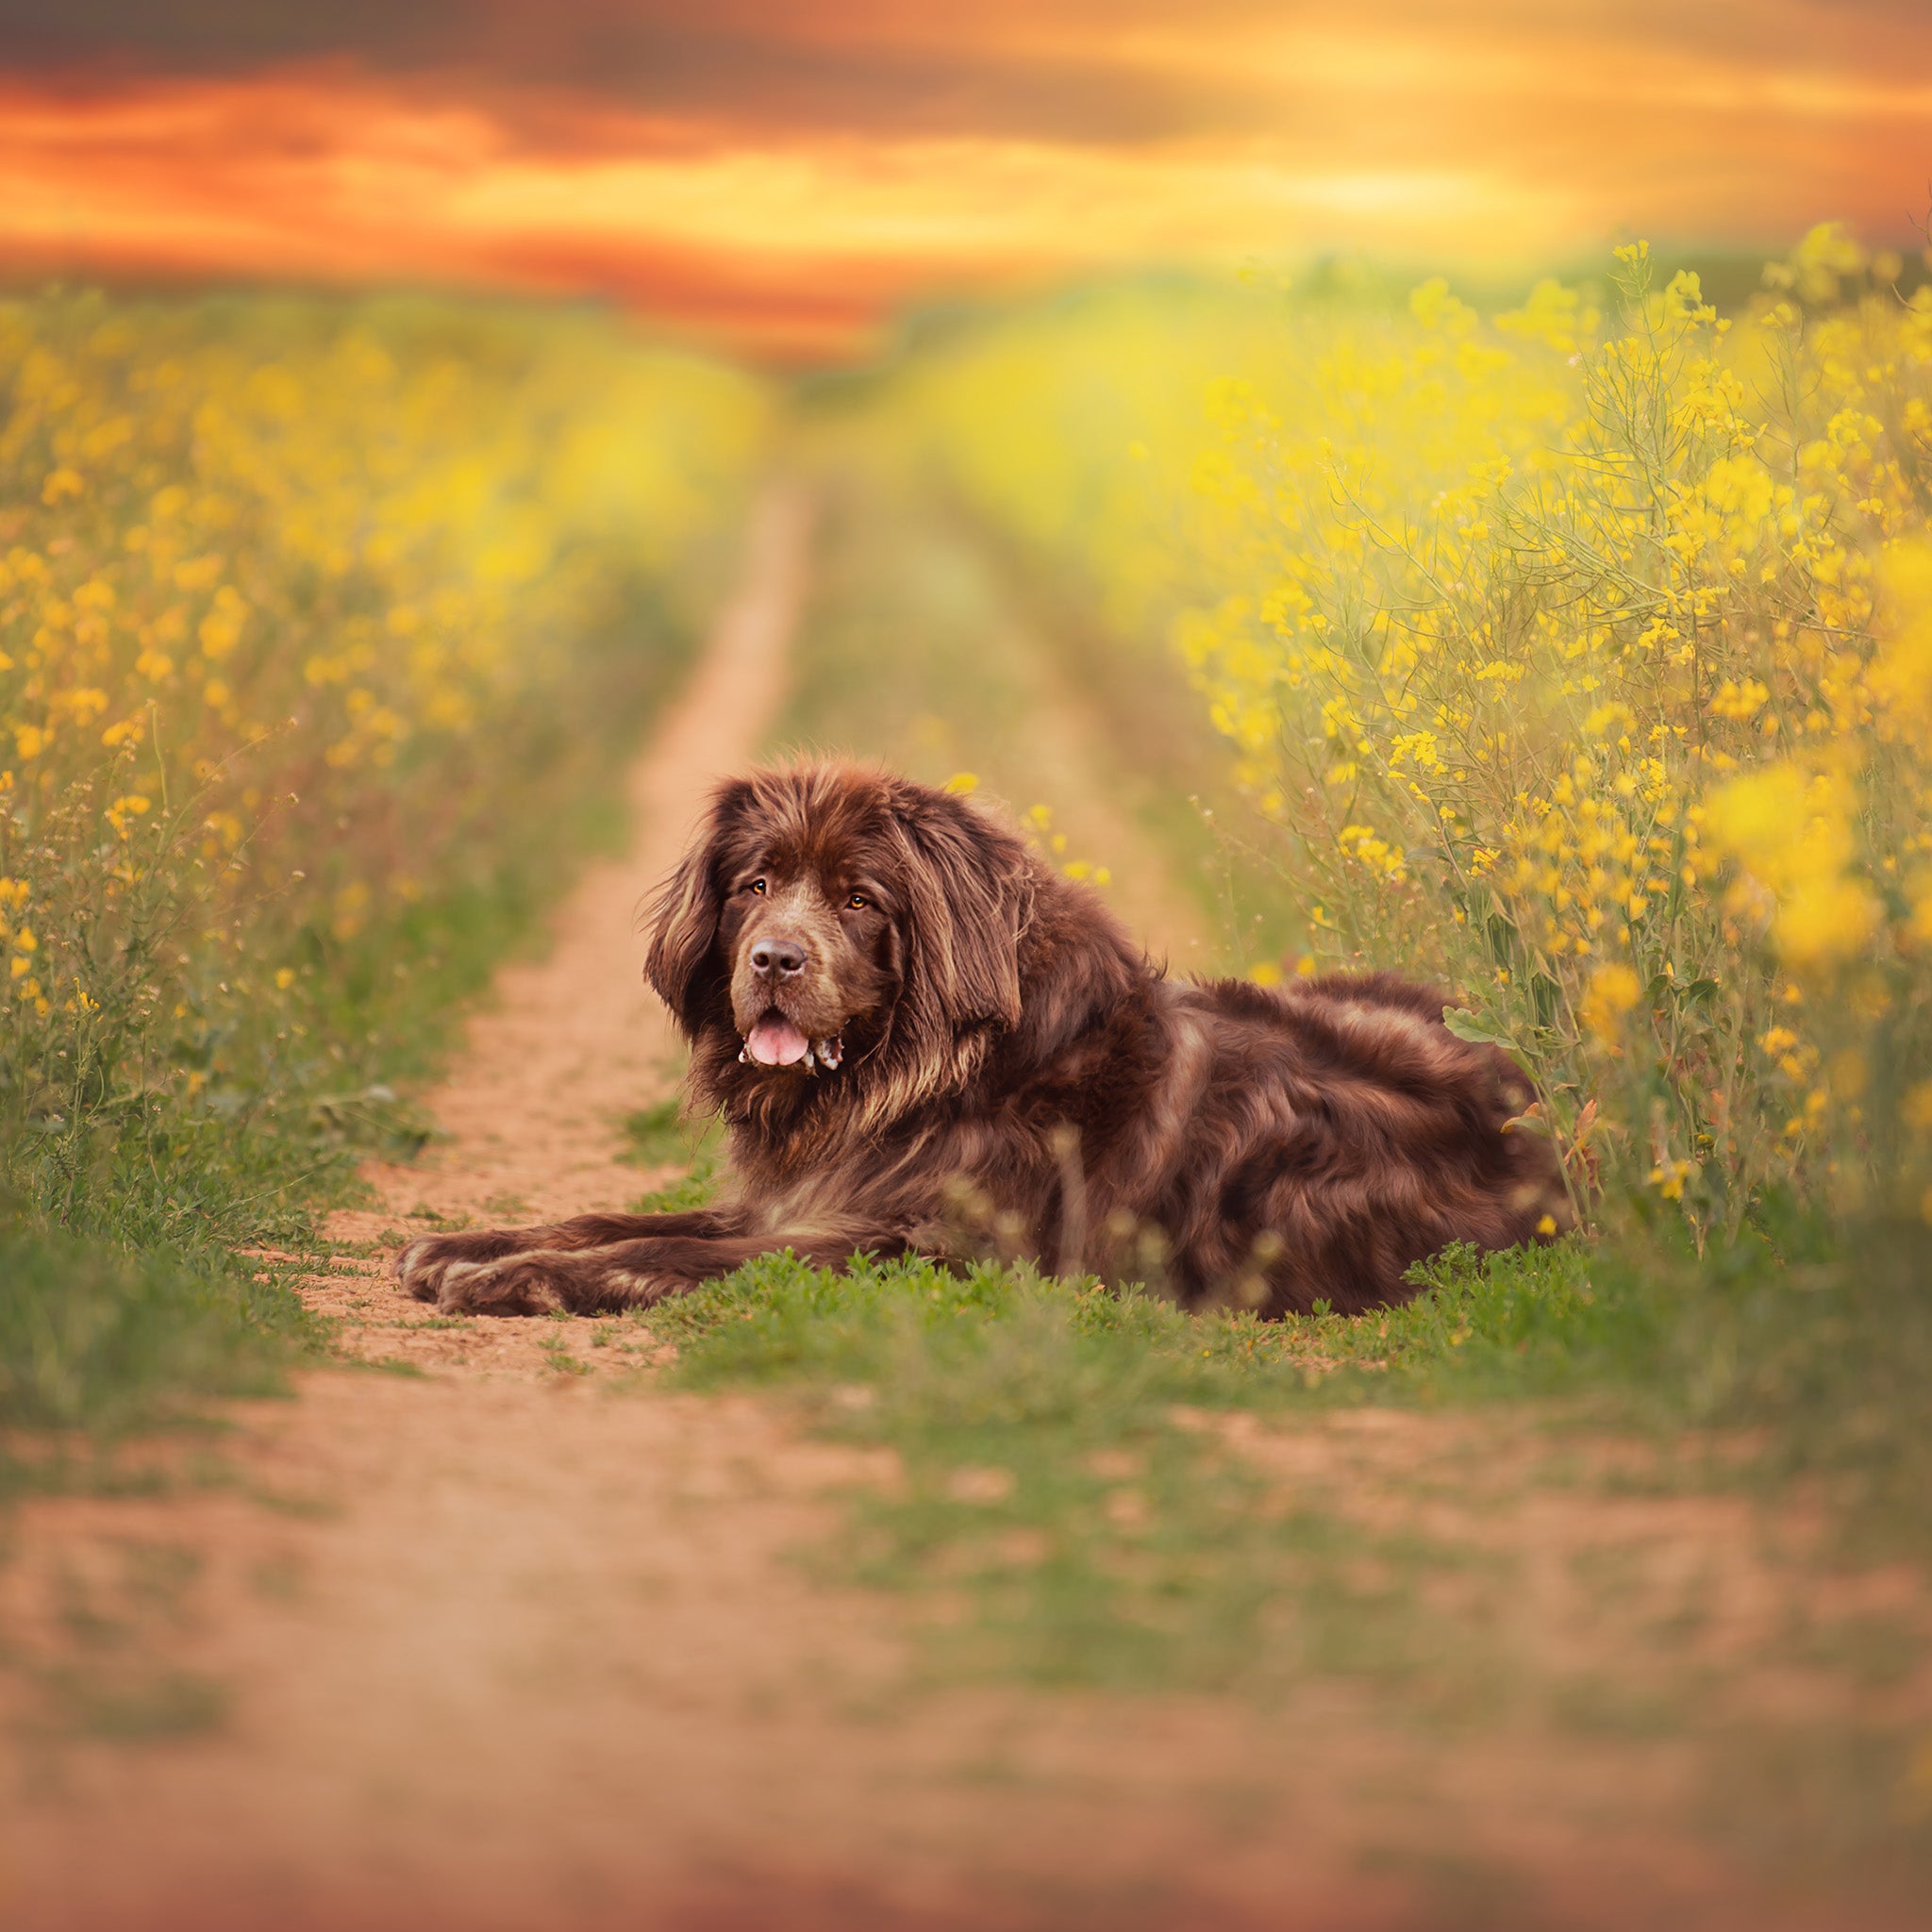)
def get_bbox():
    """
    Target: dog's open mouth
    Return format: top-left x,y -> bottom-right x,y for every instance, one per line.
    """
740,1010 -> 844,1073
